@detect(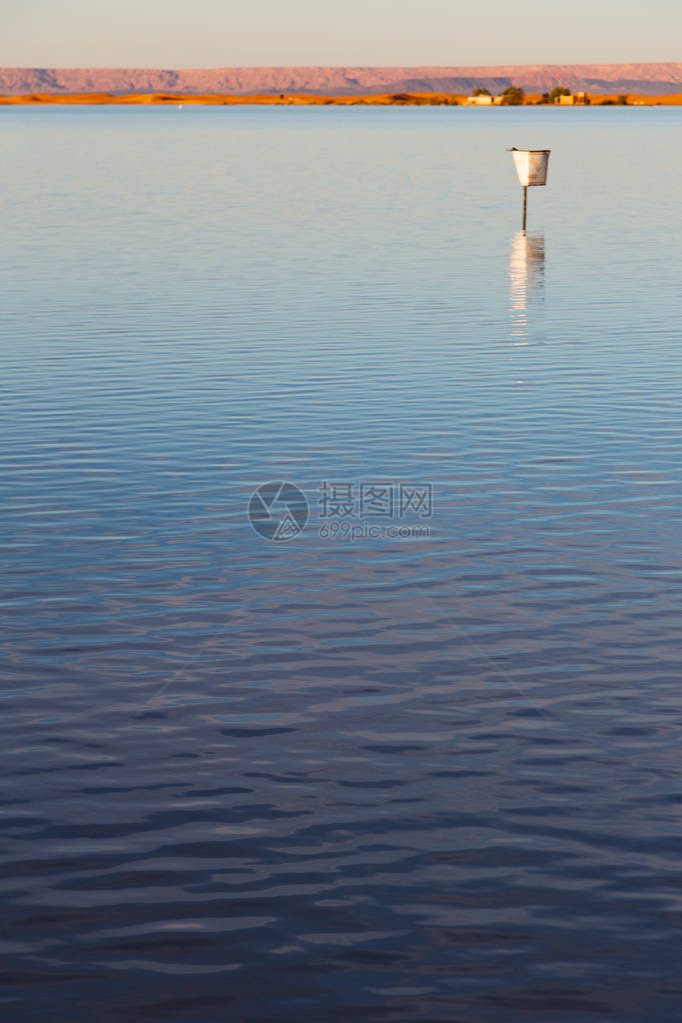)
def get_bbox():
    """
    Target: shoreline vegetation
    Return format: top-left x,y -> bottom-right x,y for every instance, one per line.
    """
2,90 -> 682,106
